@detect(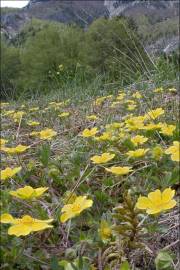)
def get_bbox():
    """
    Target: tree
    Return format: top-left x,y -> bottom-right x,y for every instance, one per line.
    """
81,17 -> 153,83
20,22 -> 83,93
